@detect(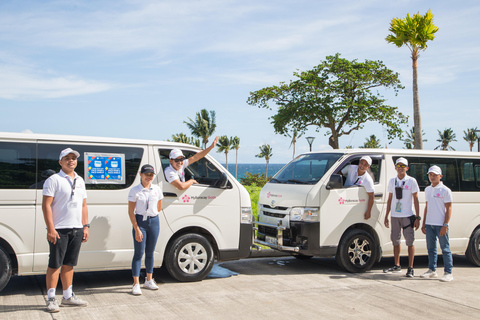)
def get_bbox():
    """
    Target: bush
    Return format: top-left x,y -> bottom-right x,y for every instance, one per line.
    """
239,172 -> 271,187
244,185 -> 261,220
